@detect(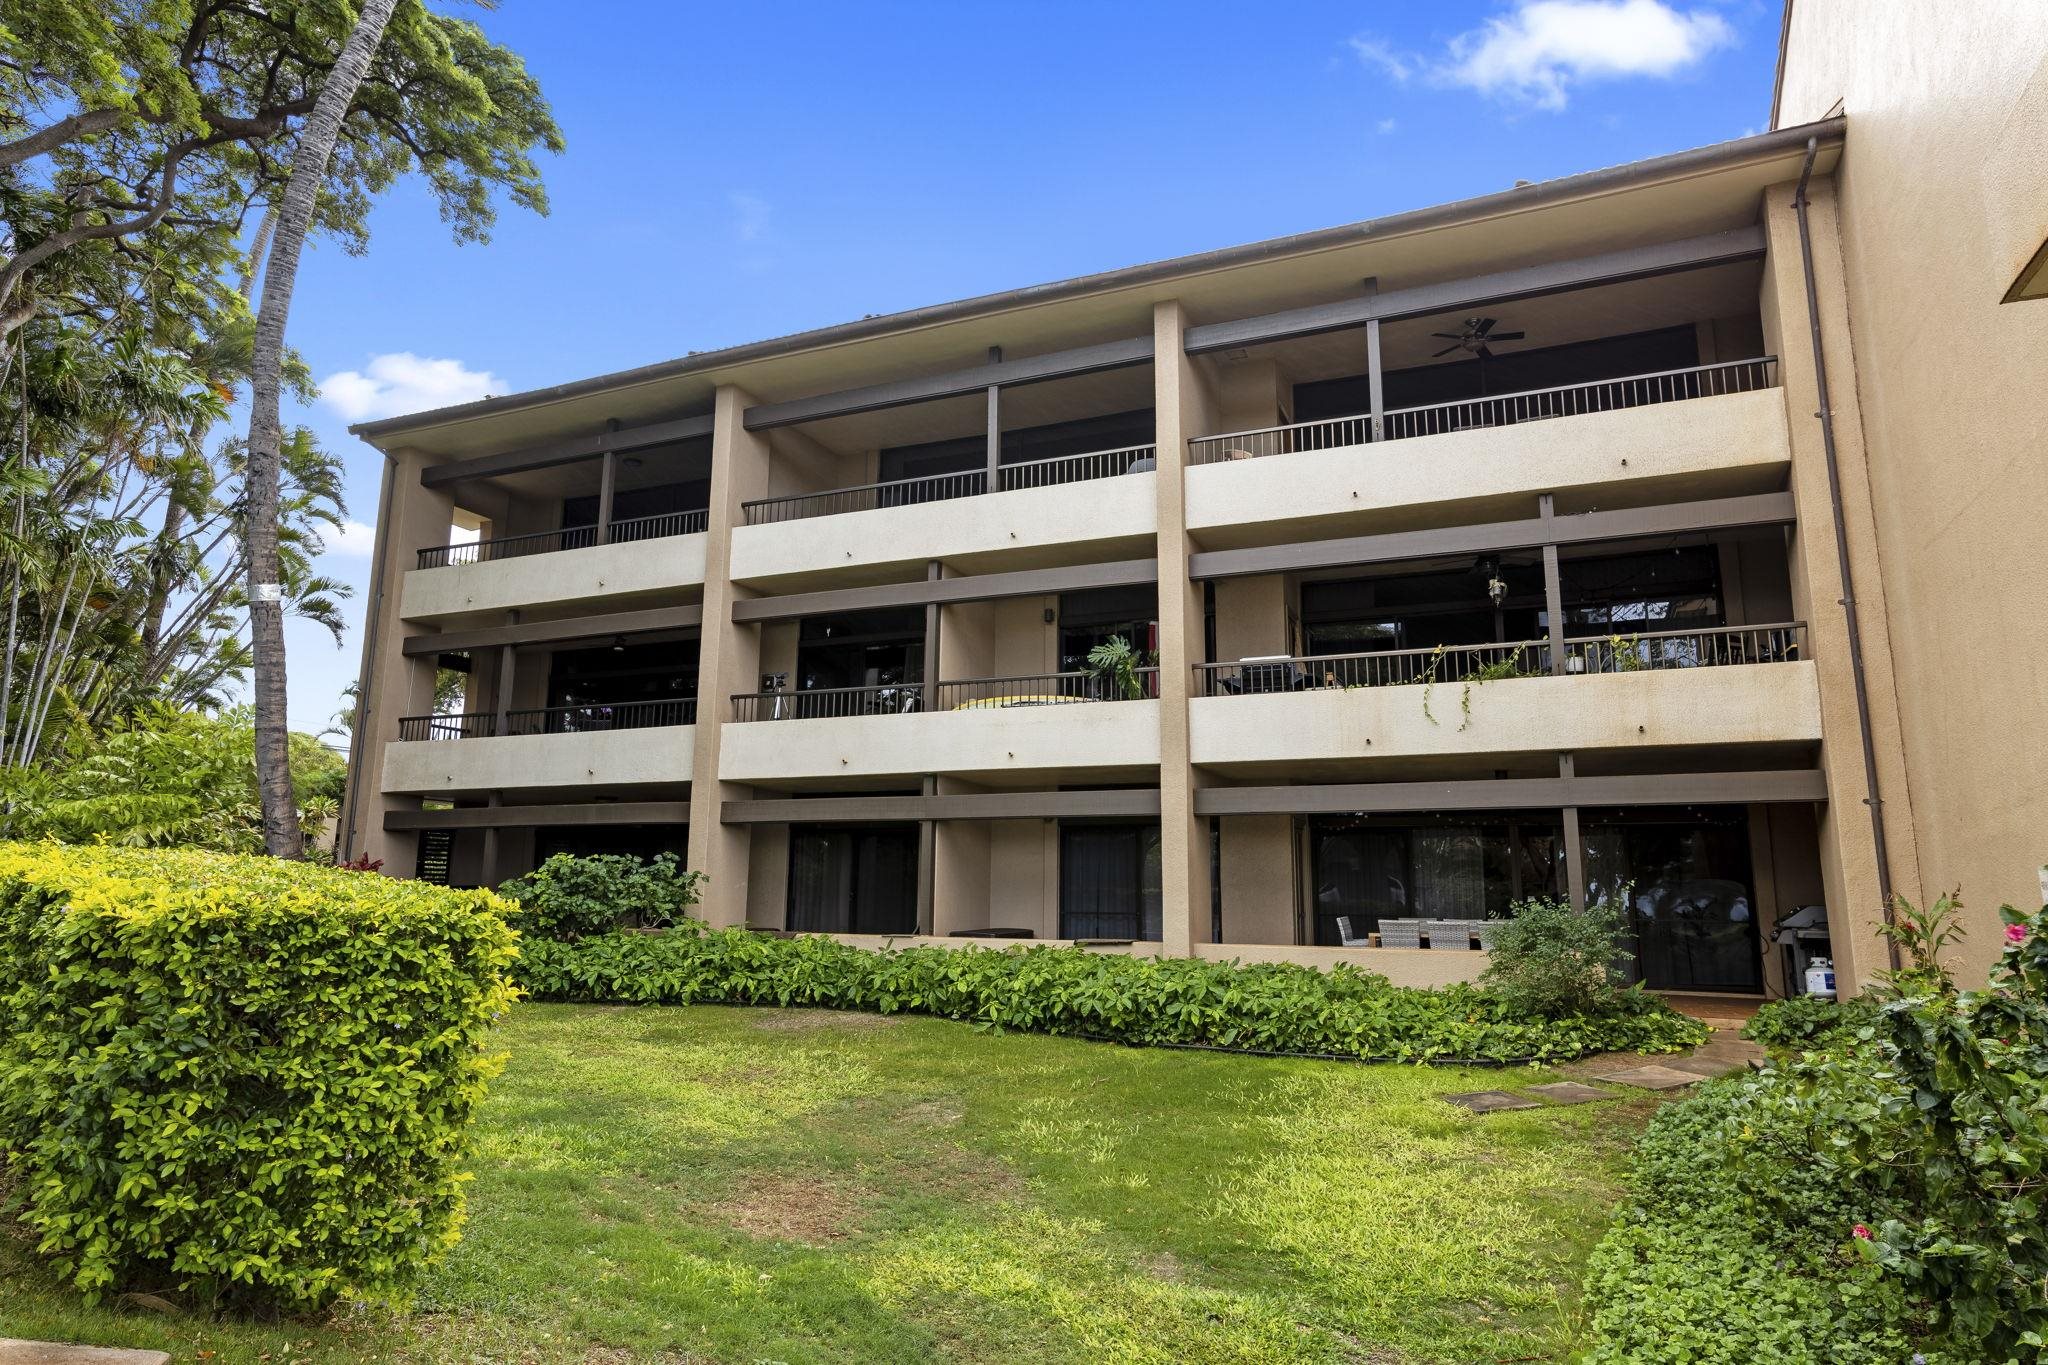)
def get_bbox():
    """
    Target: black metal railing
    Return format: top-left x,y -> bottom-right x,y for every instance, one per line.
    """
741,444 -> 1156,526
415,509 -> 709,569
1196,641 -> 1547,696
1187,357 -> 1779,463
396,696 -> 698,740
1193,622 -> 1805,696
729,668 -> 1159,722
1560,622 -> 1804,674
